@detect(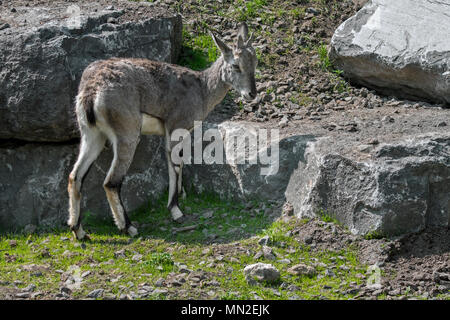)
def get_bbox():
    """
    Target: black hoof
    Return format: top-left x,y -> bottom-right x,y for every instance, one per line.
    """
81,234 -> 91,241
70,225 -> 90,241
172,215 -> 186,224
72,232 -> 91,242
120,225 -> 139,237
